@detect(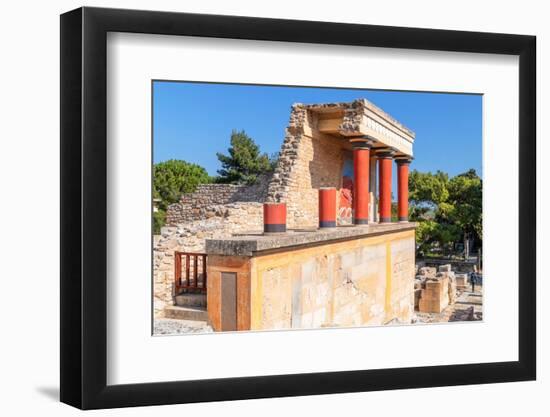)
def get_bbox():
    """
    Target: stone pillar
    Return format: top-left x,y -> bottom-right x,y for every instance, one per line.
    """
350,138 -> 373,225
396,158 -> 411,222
369,155 -> 377,223
378,150 -> 395,223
